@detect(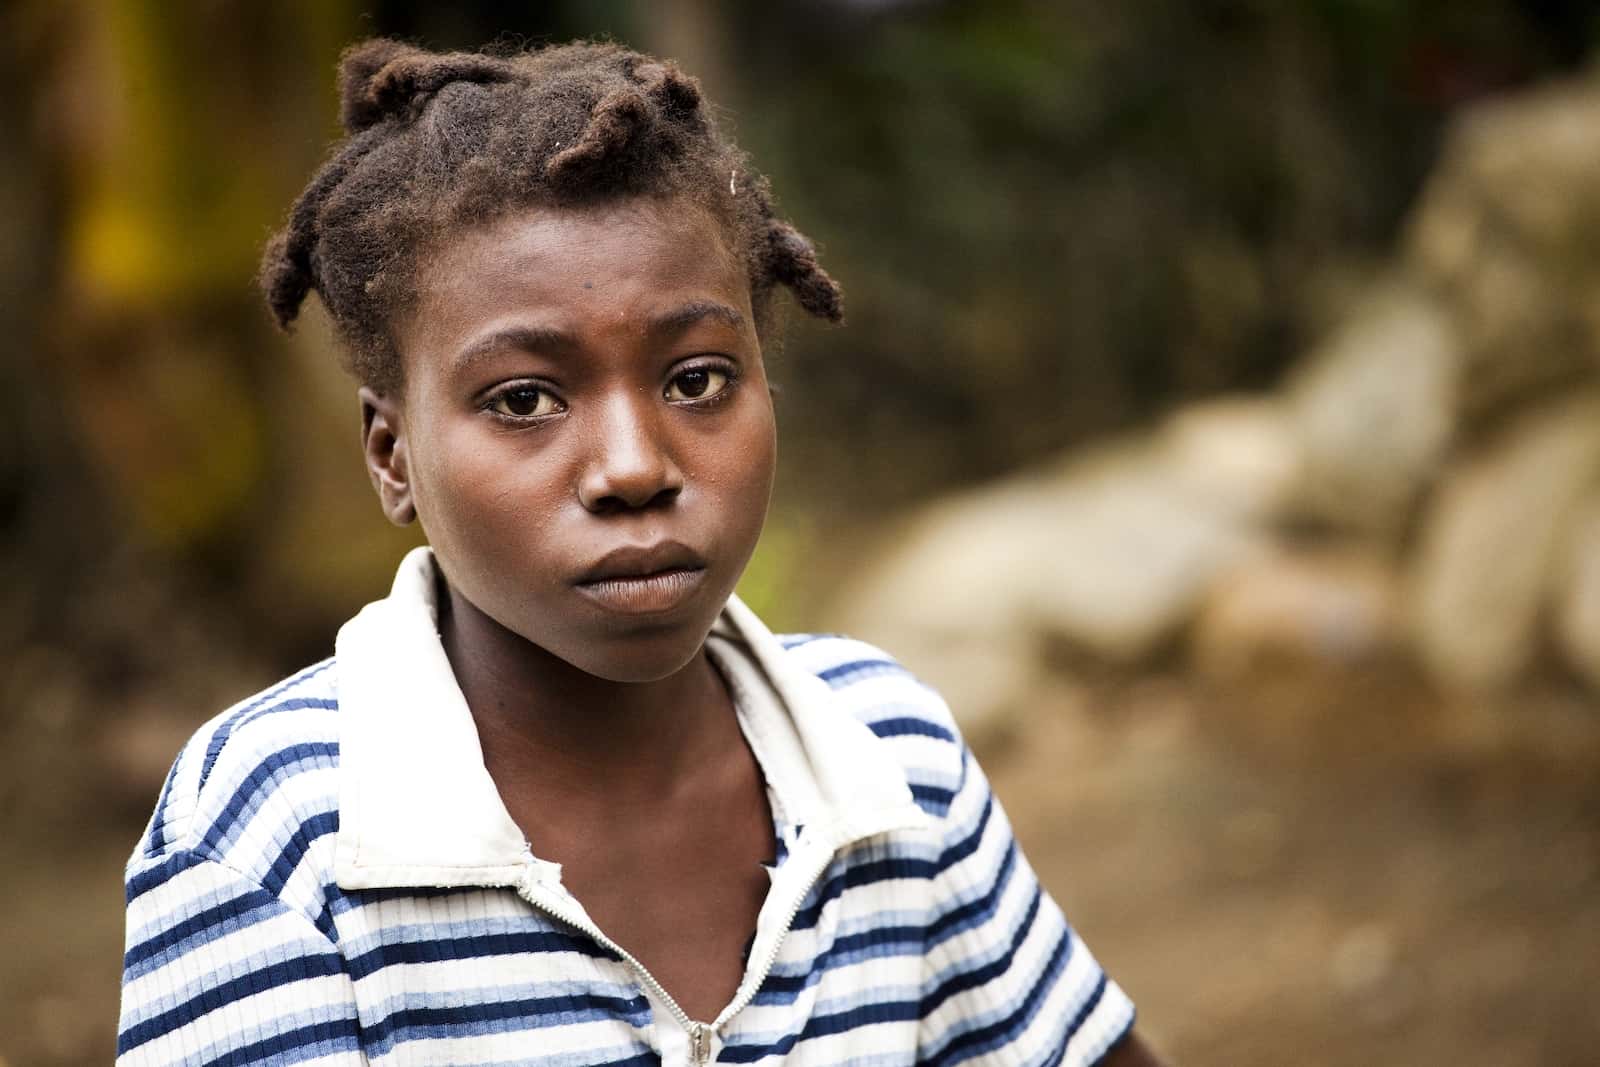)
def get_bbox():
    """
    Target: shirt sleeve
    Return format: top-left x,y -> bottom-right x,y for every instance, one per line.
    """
915,741 -> 1135,1066
118,849 -> 365,1066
